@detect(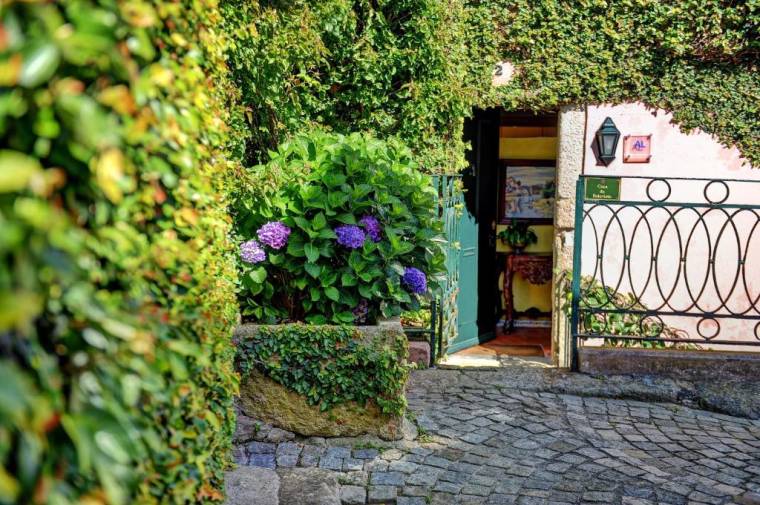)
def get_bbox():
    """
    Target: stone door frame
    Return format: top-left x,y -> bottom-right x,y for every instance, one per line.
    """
551,105 -> 586,368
